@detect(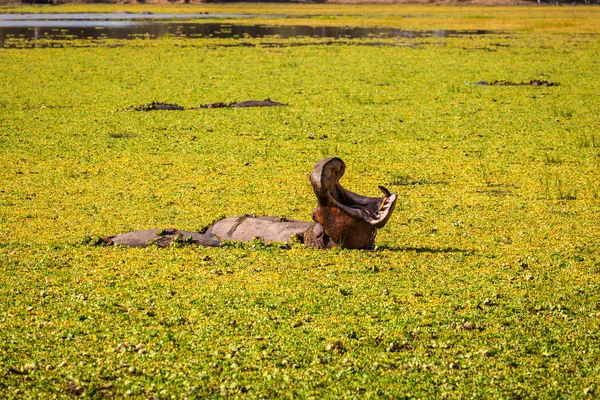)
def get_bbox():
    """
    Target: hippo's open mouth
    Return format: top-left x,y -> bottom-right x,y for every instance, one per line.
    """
310,157 -> 397,227
310,157 -> 397,249
332,184 -> 396,227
